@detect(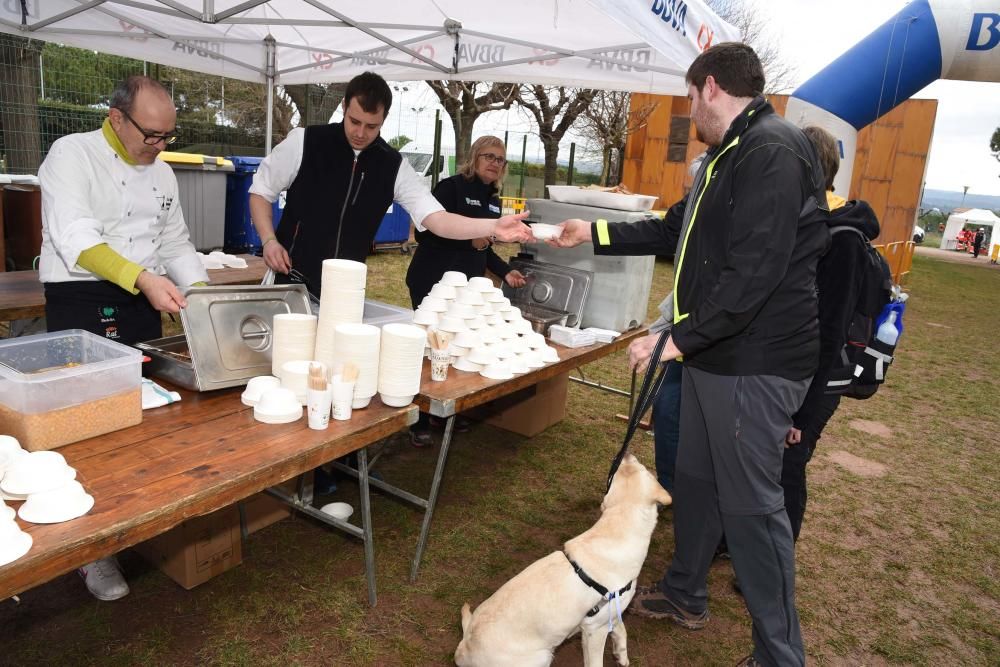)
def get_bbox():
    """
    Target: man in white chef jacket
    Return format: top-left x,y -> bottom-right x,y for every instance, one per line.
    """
37,75 -> 208,601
